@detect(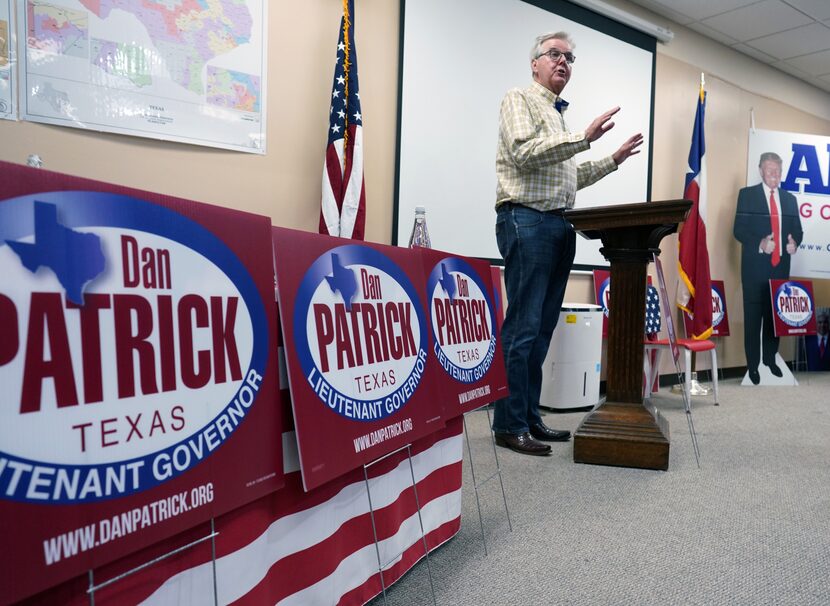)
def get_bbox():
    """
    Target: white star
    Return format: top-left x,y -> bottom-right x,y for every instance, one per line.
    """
337,110 -> 345,119
332,90 -> 339,99
337,76 -> 345,85
338,42 -> 345,52
353,111 -> 362,121
331,124 -> 341,134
